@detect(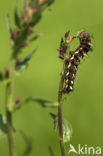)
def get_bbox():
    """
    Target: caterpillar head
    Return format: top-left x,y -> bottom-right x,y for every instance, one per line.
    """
78,30 -> 92,45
